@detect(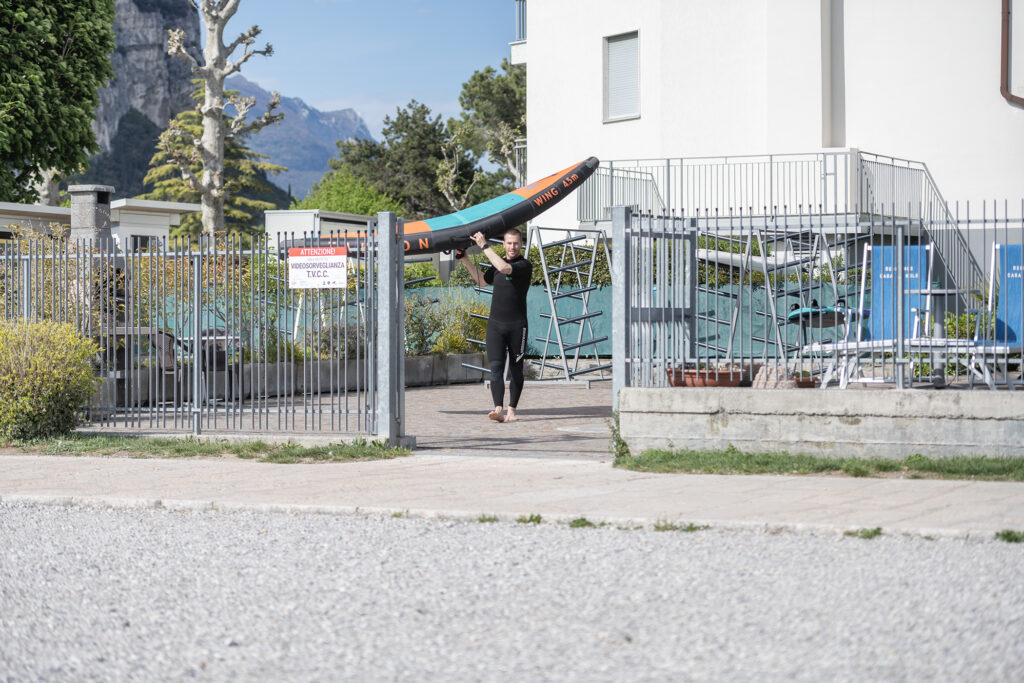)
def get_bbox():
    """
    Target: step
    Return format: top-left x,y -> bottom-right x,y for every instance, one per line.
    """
529,359 -> 569,371
536,234 -> 592,249
539,311 -> 604,326
546,259 -> 594,276
534,336 -> 607,352
568,363 -> 613,377
552,285 -> 598,301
